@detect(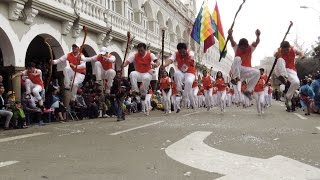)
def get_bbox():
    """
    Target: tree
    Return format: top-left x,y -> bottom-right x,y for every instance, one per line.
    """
311,38 -> 320,59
